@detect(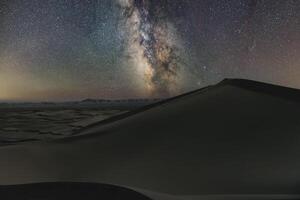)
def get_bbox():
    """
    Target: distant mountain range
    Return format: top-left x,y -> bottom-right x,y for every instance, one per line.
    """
80,98 -> 162,103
